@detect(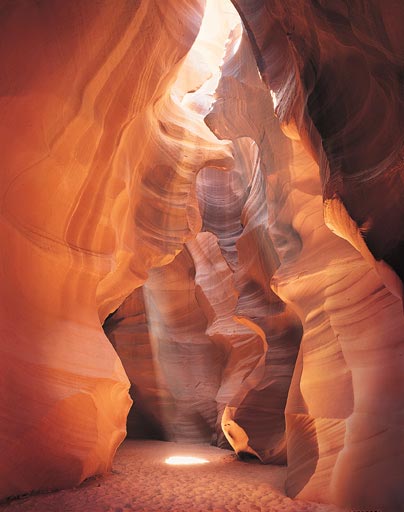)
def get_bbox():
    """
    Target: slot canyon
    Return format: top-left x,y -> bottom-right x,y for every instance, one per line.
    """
0,1 -> 403,511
